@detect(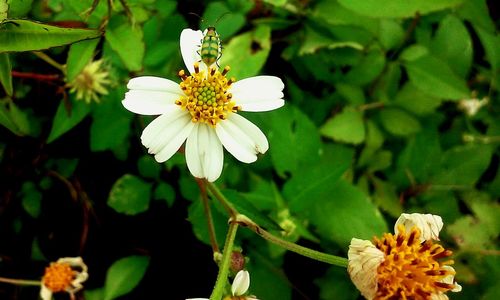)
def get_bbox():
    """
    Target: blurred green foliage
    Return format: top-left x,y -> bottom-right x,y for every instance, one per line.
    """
0,0 -> 499,299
